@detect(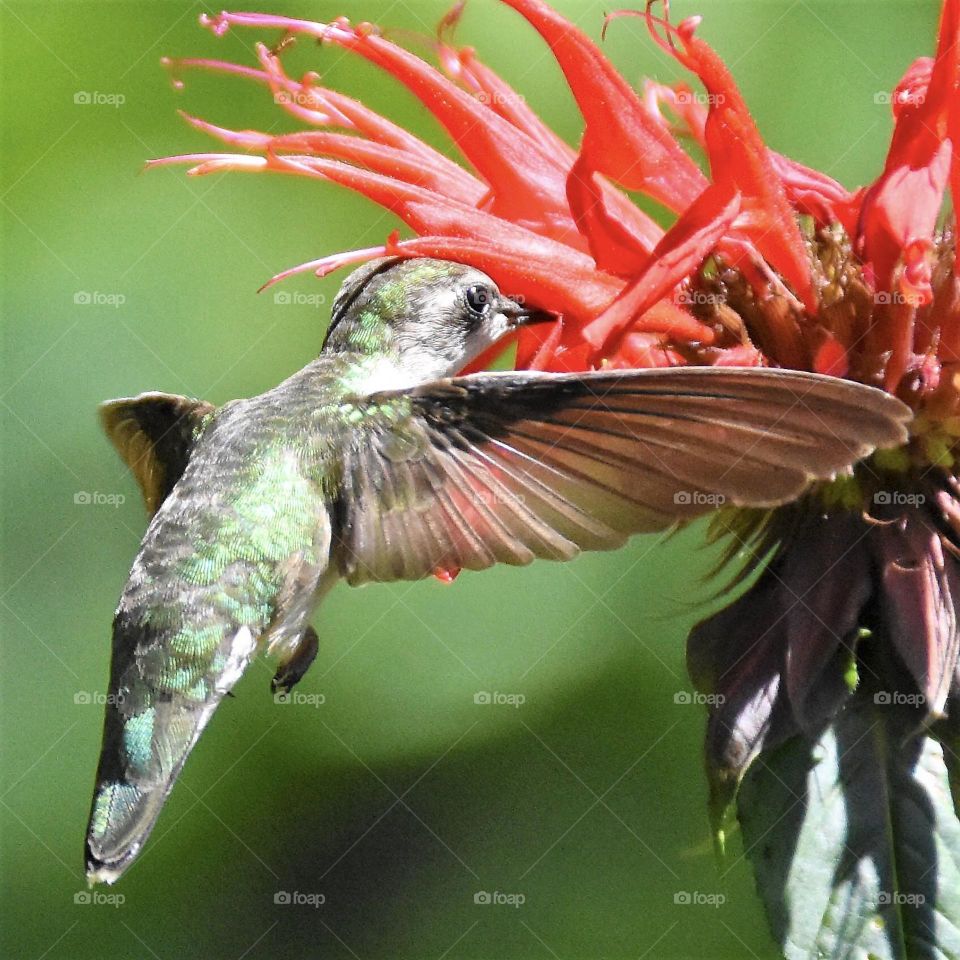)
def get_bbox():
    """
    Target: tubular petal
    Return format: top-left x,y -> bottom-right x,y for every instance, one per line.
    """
634,5 -> 816,313
857,0 -> 959,394
500,0 -> 707,213
583,184 -> 740,349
